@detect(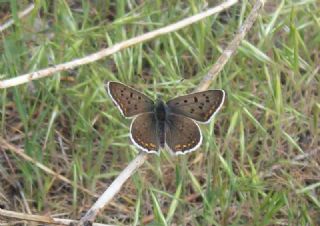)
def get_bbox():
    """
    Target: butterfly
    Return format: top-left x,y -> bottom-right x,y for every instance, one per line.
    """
106,81 -> 225,155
